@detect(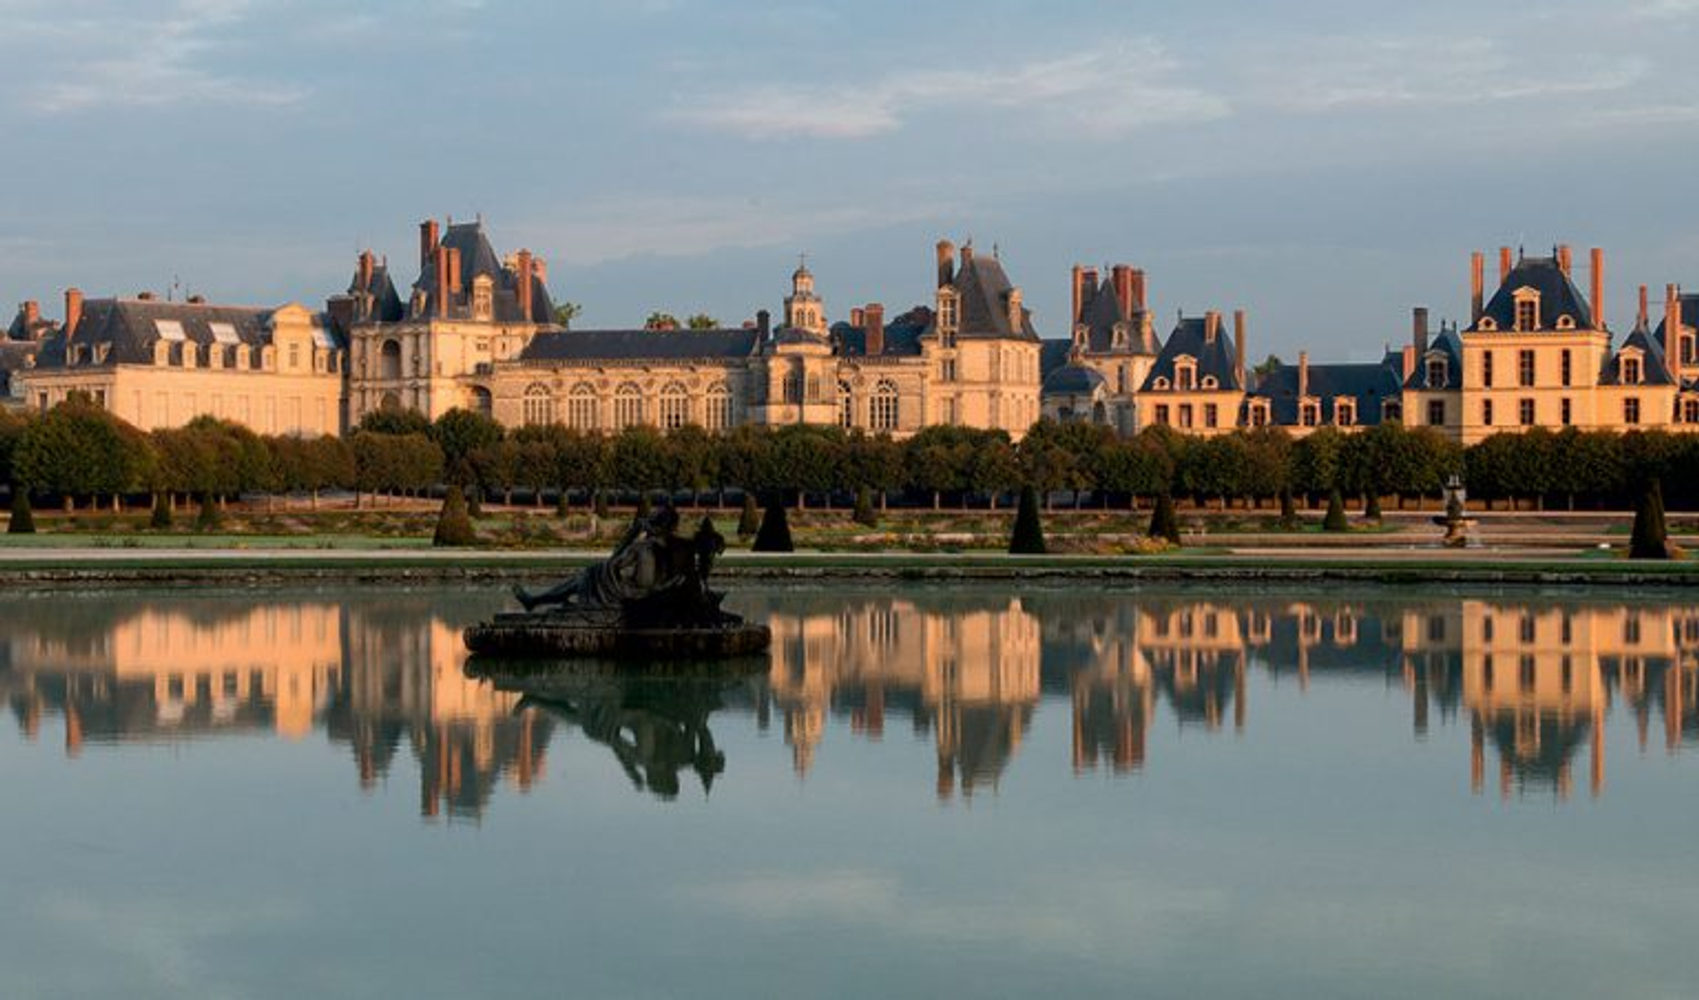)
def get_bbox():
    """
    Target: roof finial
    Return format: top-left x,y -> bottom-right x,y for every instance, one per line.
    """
993,242 -> 1000,260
